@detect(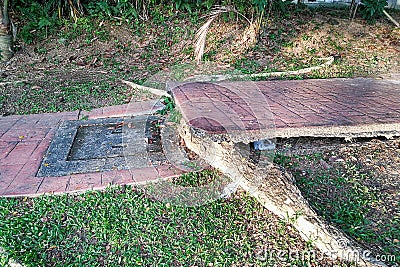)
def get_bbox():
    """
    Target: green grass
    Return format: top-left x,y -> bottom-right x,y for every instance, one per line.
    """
274,152 -> 399,265
172,169 -> 220,187
4,80 -> 135,115
0,186 -> 319,267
